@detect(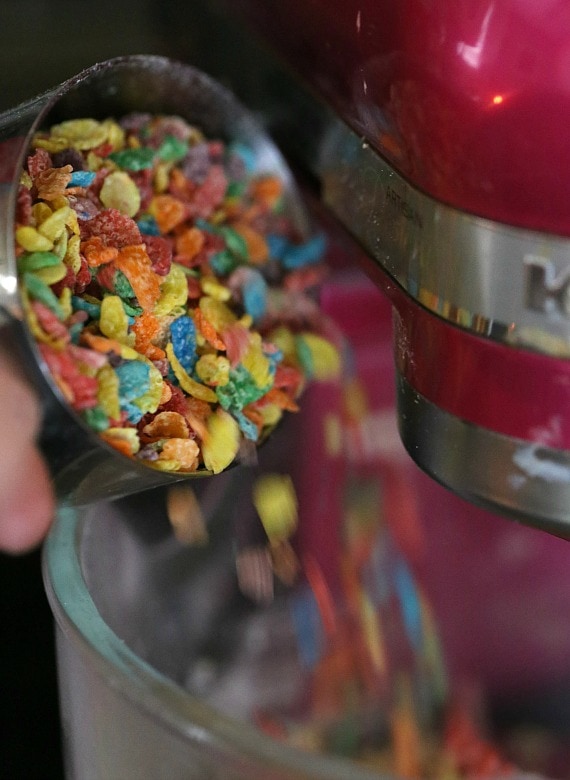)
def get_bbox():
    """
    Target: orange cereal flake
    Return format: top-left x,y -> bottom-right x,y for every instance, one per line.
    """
150,194 -> 187,233
115,244 -> 161,310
